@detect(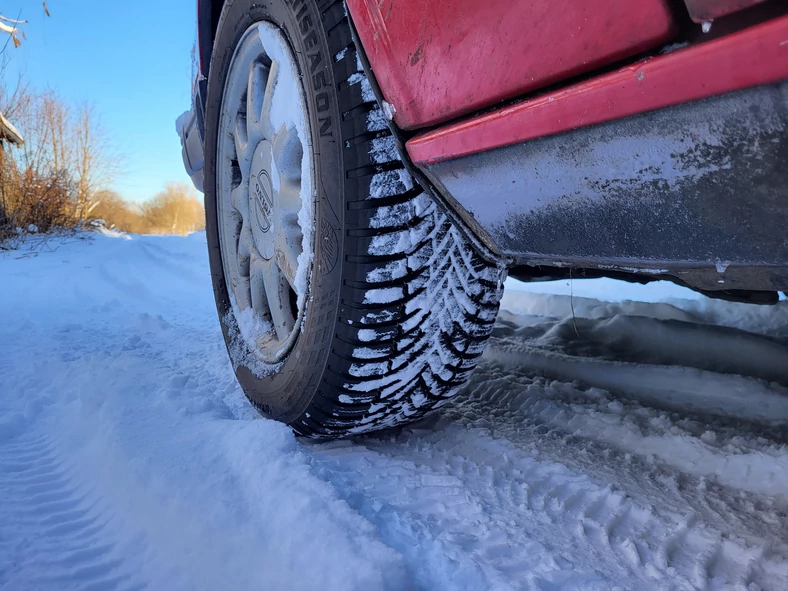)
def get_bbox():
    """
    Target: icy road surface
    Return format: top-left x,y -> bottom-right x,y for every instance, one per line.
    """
2,232 -> 788,591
